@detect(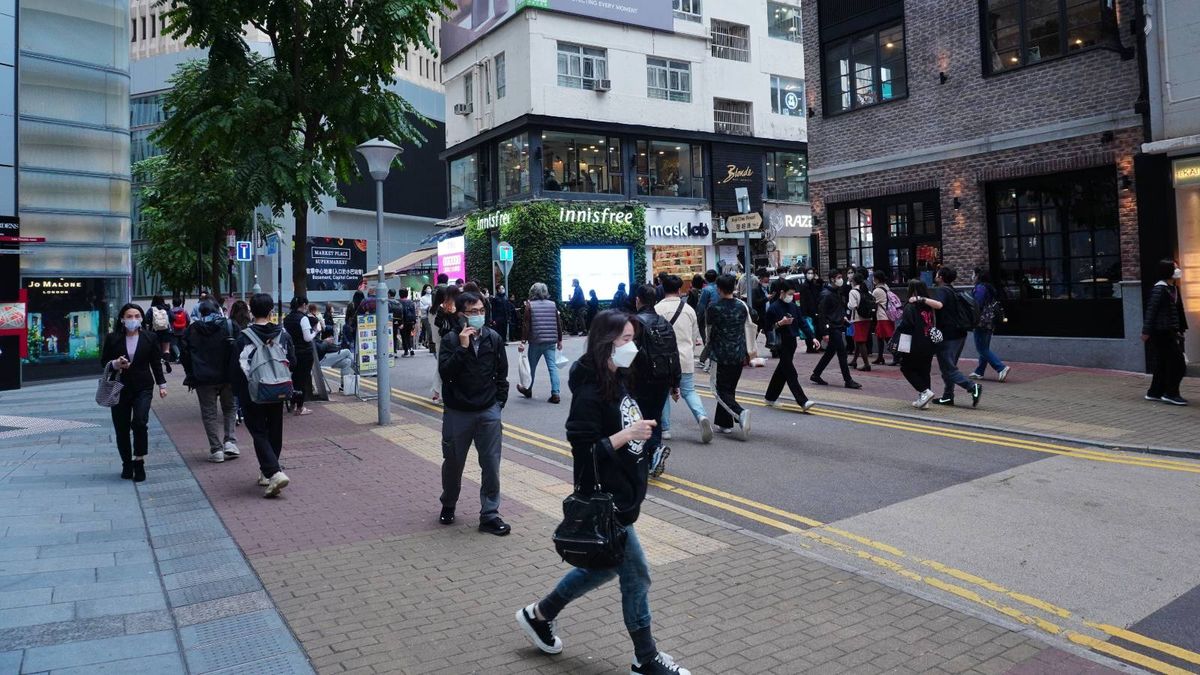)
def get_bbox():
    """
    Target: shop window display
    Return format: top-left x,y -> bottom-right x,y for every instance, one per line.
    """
541,132 -> 622,194
498,133 -> 530,198
22,278 -> 122,380
636,140 -> 705,199
652,245 -> 706,287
